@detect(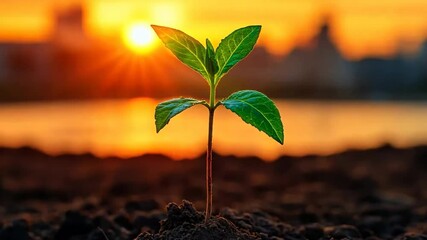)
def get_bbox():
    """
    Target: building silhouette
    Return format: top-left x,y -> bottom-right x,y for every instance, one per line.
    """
419,41 -> 427,85
52,6 -> 88,50
280,21 -> 354,96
